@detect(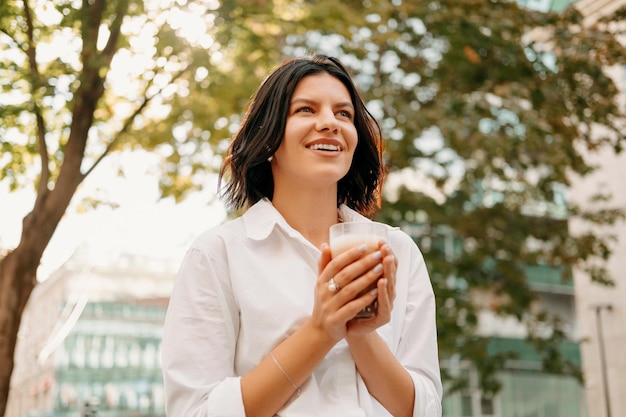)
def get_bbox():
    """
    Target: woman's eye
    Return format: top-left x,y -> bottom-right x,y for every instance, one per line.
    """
338,110 -> 353,118
296,106 -> 313,113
